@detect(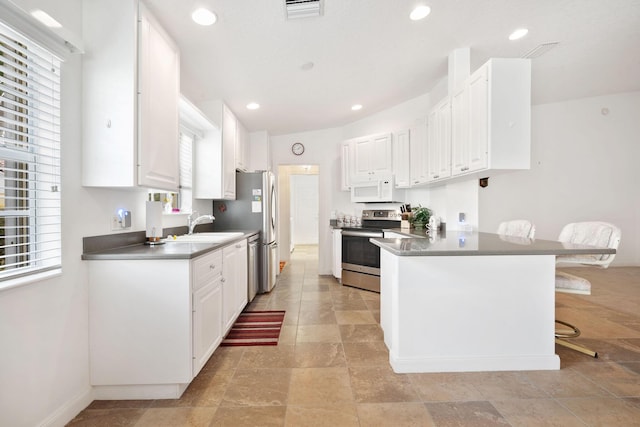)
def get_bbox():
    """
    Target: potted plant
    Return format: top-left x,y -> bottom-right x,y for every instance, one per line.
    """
411,206 -> 431,229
